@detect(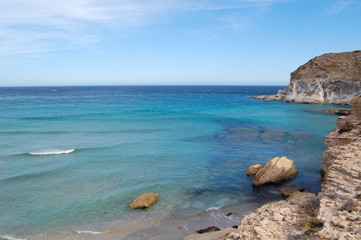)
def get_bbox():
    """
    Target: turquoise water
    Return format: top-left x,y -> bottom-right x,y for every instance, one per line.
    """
0,86 -> 341,238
